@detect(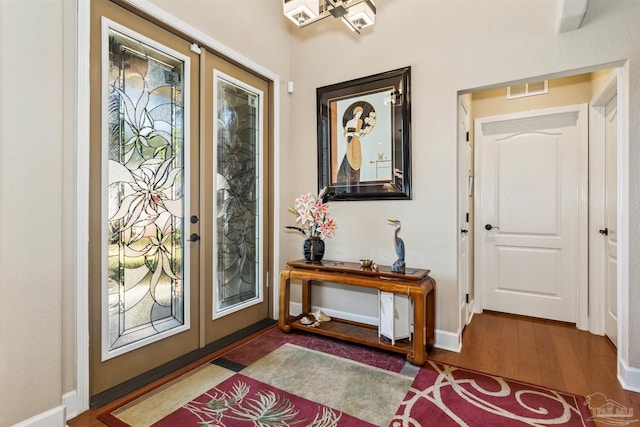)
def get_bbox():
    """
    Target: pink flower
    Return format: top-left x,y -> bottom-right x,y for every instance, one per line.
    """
320,218 -> 337,238
295,193 -> 312,210
312,200 -> 329,216
286,187 -> 335,239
